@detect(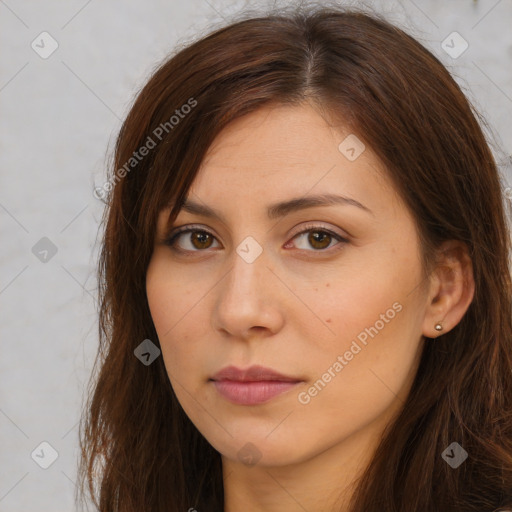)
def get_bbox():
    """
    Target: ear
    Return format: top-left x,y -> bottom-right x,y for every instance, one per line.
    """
422,240 -> 475,338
